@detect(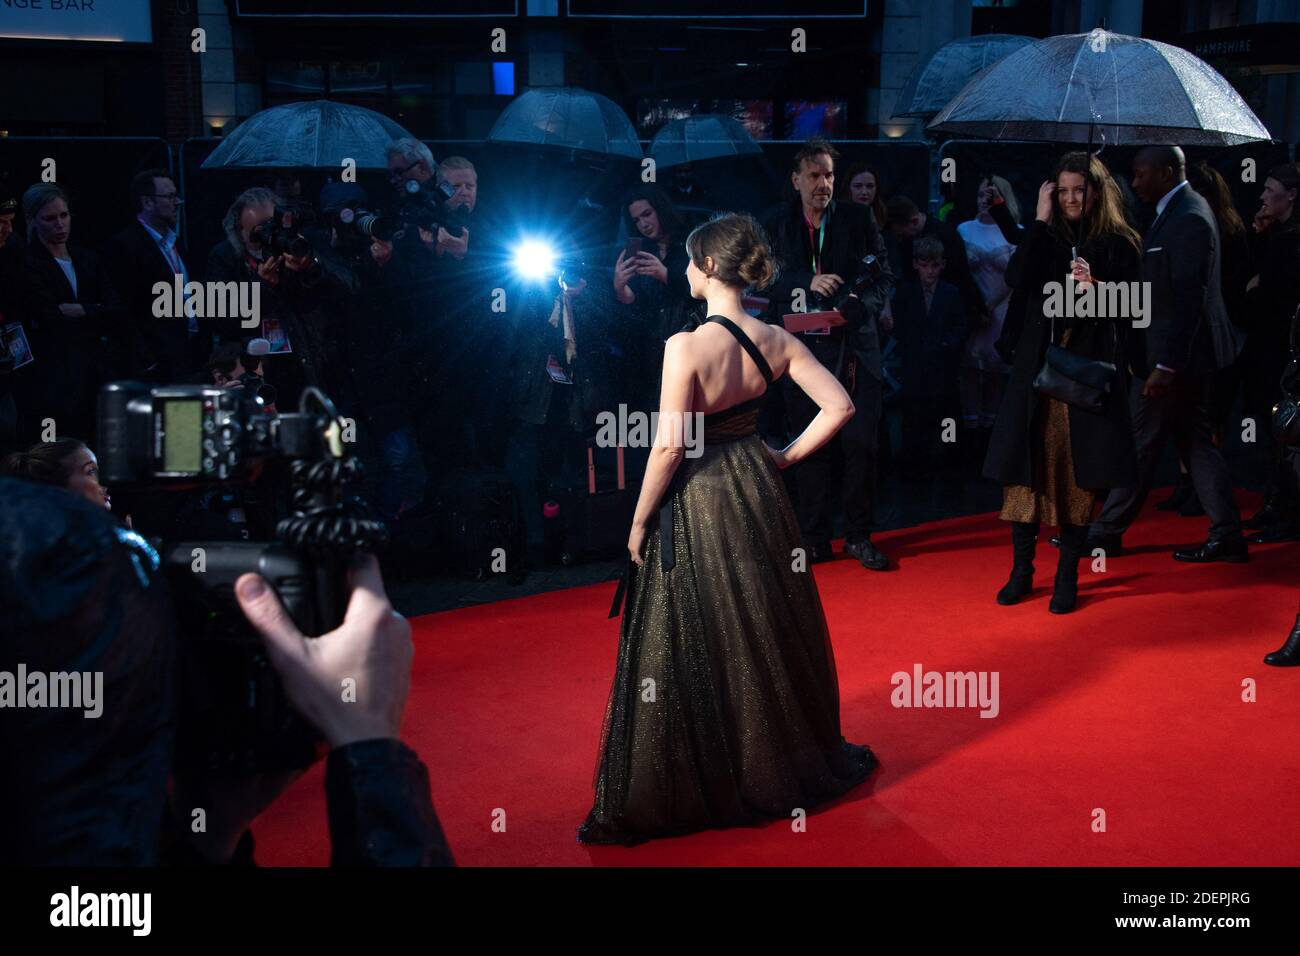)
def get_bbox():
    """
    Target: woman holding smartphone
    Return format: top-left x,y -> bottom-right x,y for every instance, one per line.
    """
613,185 -> 696,416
